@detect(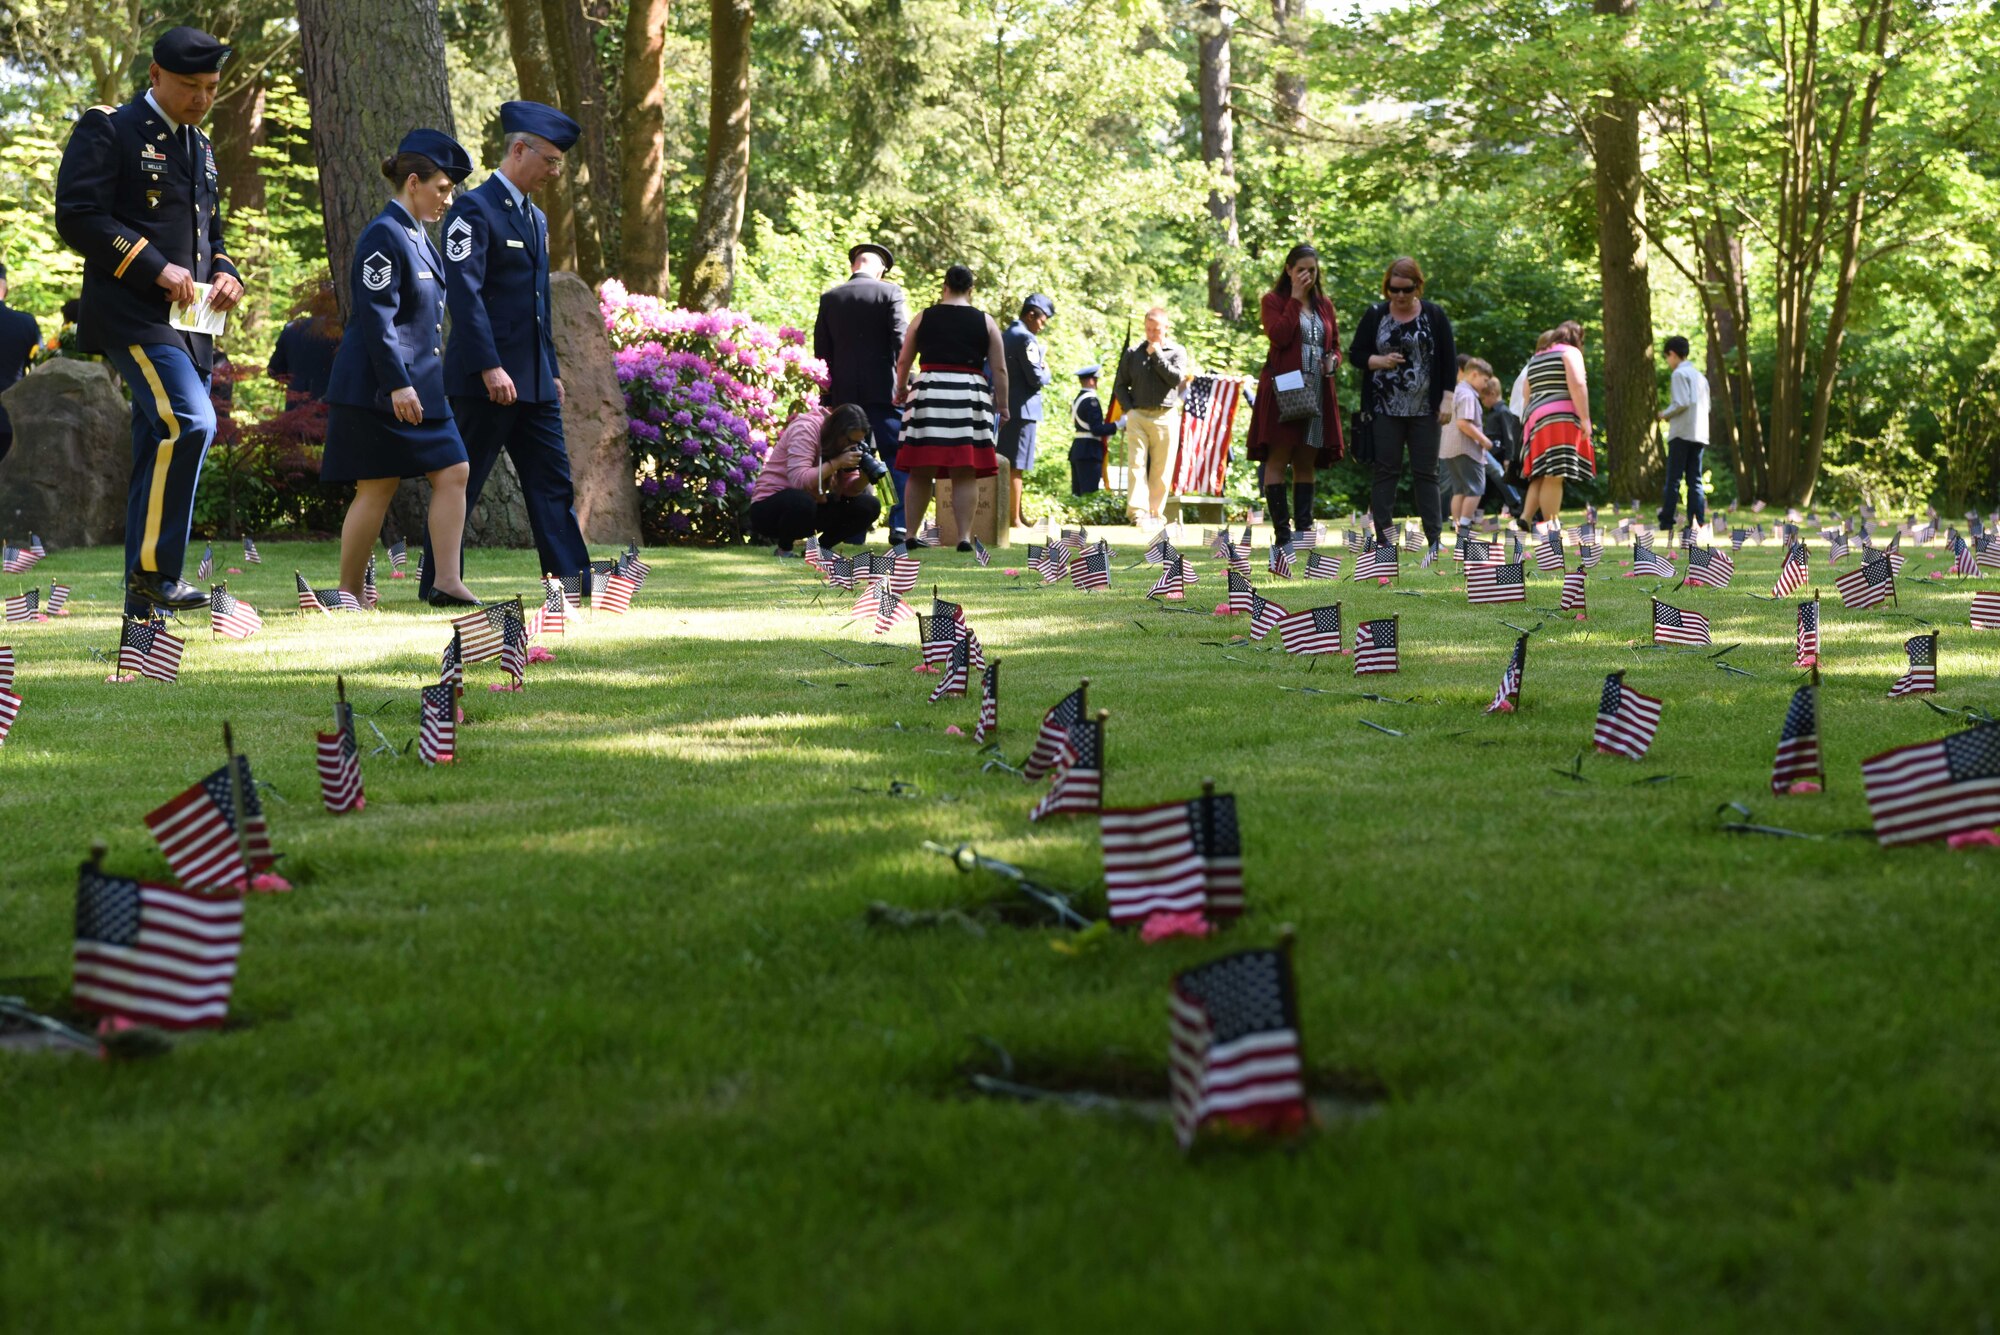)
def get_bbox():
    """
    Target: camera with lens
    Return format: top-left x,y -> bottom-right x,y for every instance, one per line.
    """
850,436 -> 890,484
